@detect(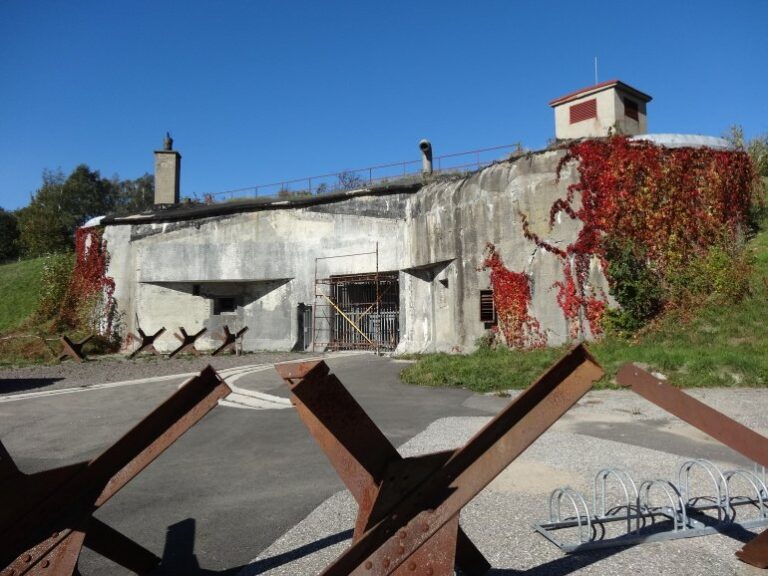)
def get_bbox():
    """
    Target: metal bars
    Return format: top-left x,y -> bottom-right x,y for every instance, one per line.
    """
0,366 -> 231,575
535,460 -> 768,553
276,343 -> 603,575
312,245 -> 400,353
617,363 -> 768,568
